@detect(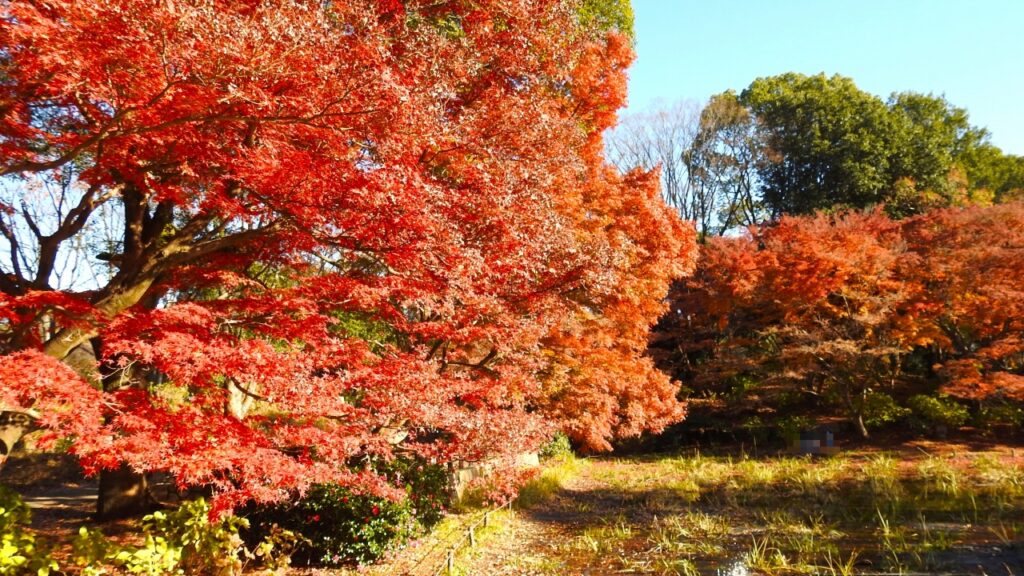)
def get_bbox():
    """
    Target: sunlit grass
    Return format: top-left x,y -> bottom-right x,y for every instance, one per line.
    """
574,516 -> 634,560
552,449 -> 1022,574
918,454 -> 963,497
388,447 -> 1024,575
514,453 -> 587,509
